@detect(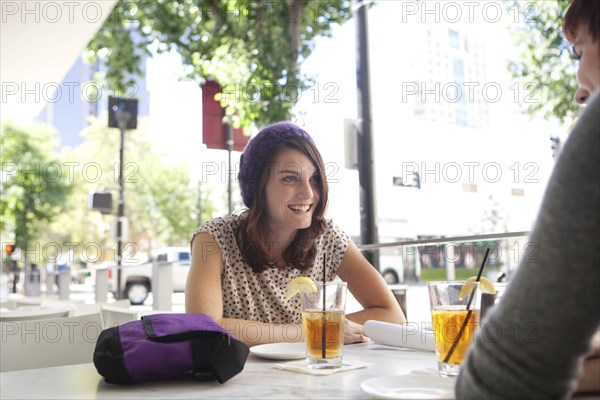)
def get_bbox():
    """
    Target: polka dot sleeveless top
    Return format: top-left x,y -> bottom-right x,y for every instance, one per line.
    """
192,214 -> 350,324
